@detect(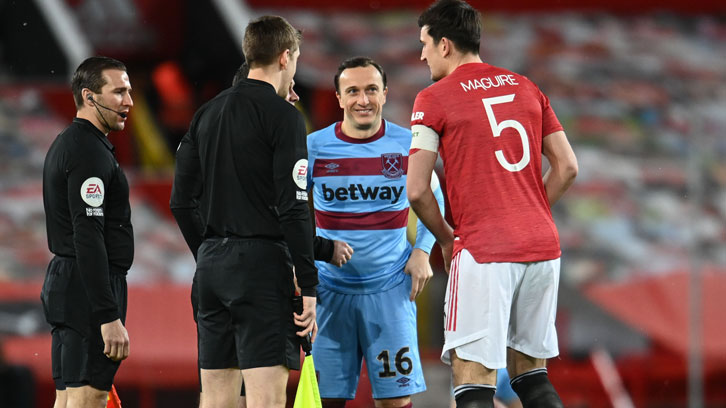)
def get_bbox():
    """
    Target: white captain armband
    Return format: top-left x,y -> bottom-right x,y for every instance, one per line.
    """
410,124 -> 440,153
